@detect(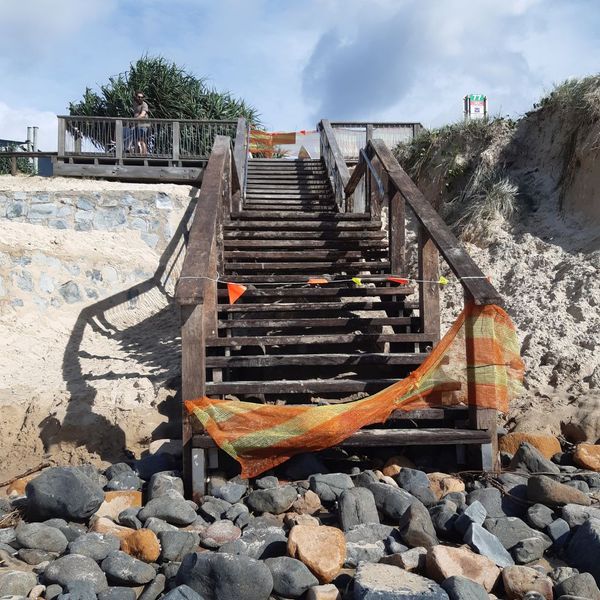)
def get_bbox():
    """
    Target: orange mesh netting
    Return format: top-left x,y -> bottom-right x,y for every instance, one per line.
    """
186,303 -> 524,478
